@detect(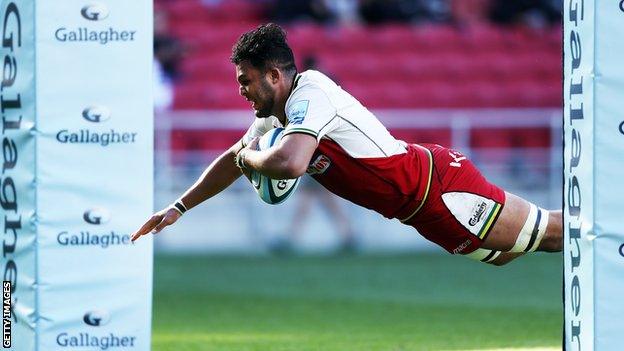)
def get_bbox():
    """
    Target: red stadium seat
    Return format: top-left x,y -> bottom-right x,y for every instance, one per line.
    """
165,10 -> 562,110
